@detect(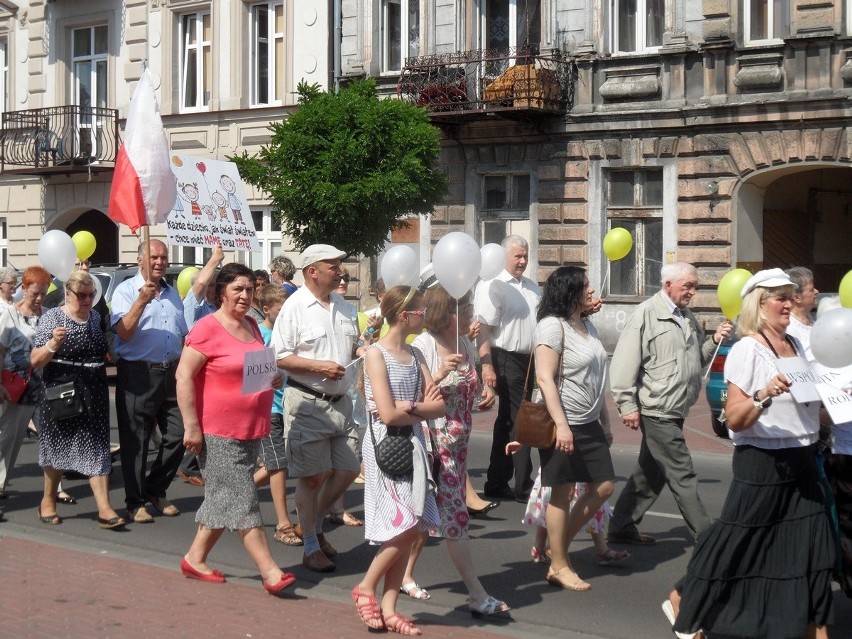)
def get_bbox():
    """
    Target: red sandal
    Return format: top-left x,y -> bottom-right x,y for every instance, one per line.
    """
384,613 -> 422,636
351,585 -> 385,631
